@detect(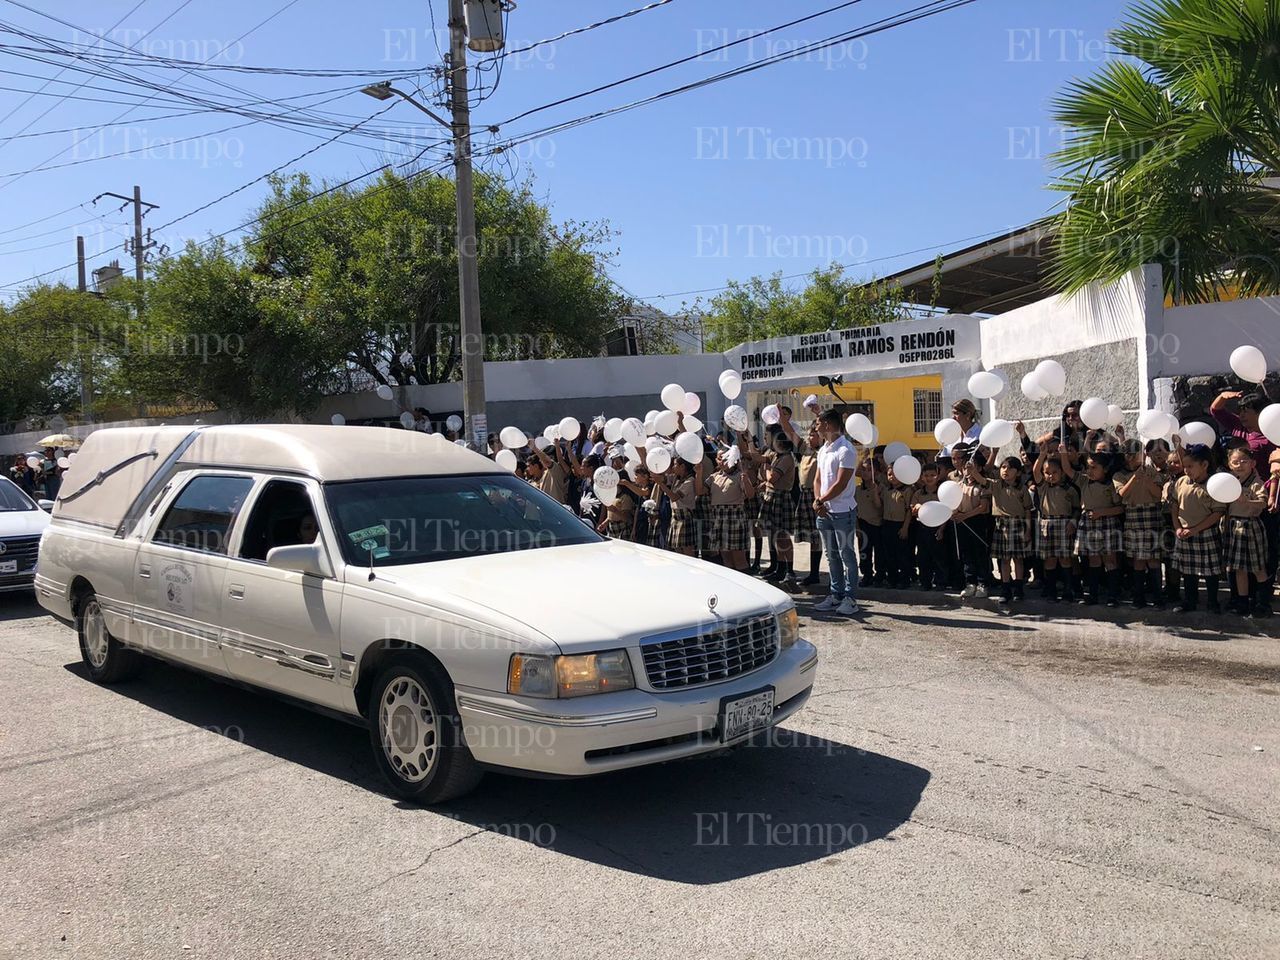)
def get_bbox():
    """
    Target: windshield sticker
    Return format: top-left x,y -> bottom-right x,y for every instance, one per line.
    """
349,524 -> 391,559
